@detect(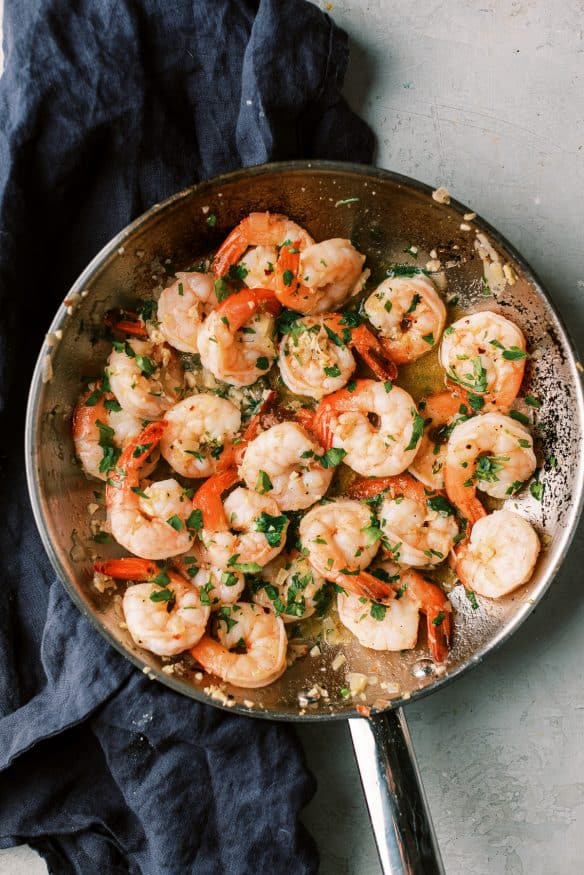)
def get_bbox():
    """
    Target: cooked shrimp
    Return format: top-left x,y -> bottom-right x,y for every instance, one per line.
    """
212,211 -> 314,279
252,551 -> 328,622
174,550 -> 246,608
192,602 -> 287,688
311,379 -> 424,478
279,316 -> 357,399
275,238 -> 368,314
239,245 -> 278,290
439,311 -> 527,412
445,412 -> 536,524
409,391 -> 468,489
239,421 -> 333,511
94,558 -> 210,656
298,499 -> 395,603
193,468 -> 289,569
106,422 -> 195,559
72,382 -> 159,480
158,271 -> 217,353
364,275 -> 446,363
198,287 -> 281,387
348,473 -> 459,567
160,394 -> 241,478
337,564 -> 452,662
278,313 -> 396,399
454,509 -> 540,598
107,338 -> 184,420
